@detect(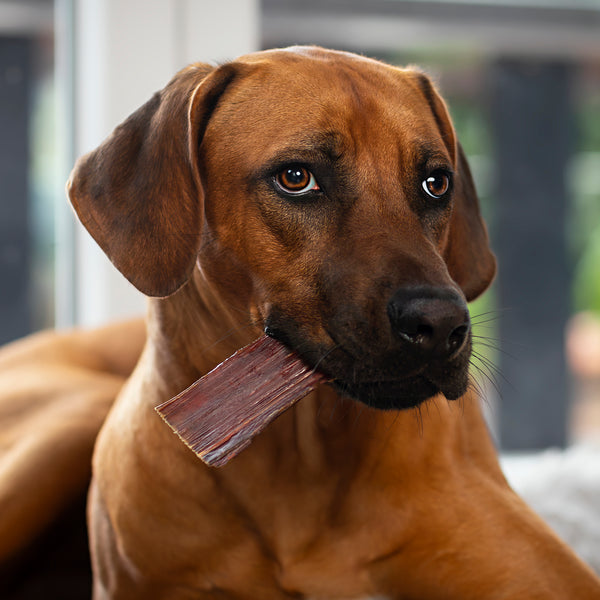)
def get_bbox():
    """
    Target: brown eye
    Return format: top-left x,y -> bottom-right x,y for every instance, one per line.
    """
422,171 -> 451,199
275,167 -> 320,195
